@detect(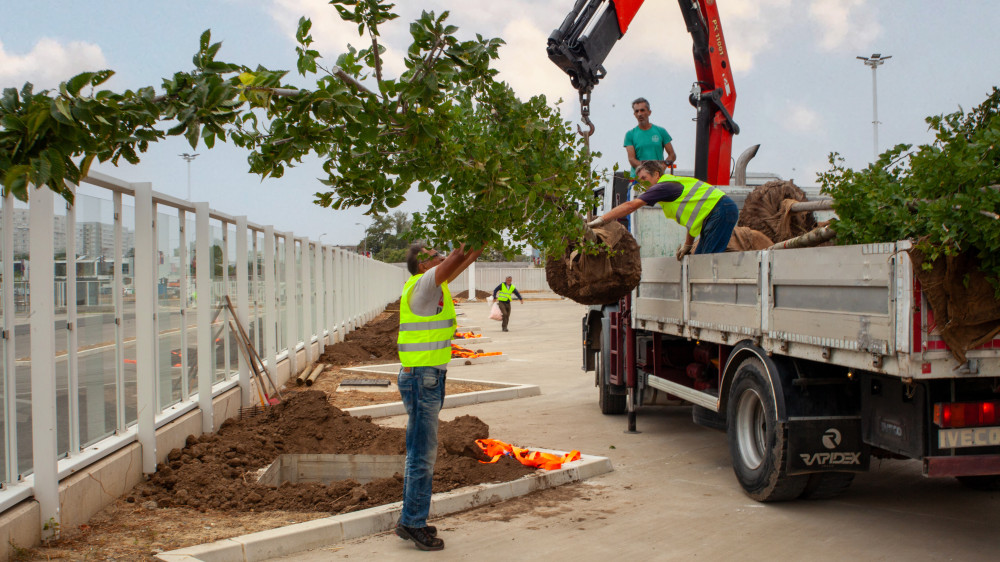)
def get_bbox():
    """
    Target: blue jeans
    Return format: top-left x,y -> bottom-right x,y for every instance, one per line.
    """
694,195 -> 739,254
397,366 -> 446,528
